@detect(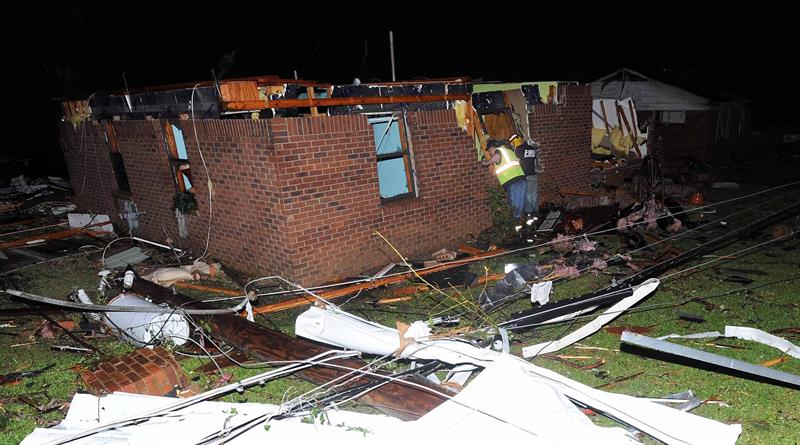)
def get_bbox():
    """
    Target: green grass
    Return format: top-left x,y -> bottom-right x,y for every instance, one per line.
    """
1,187 -> 799,444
